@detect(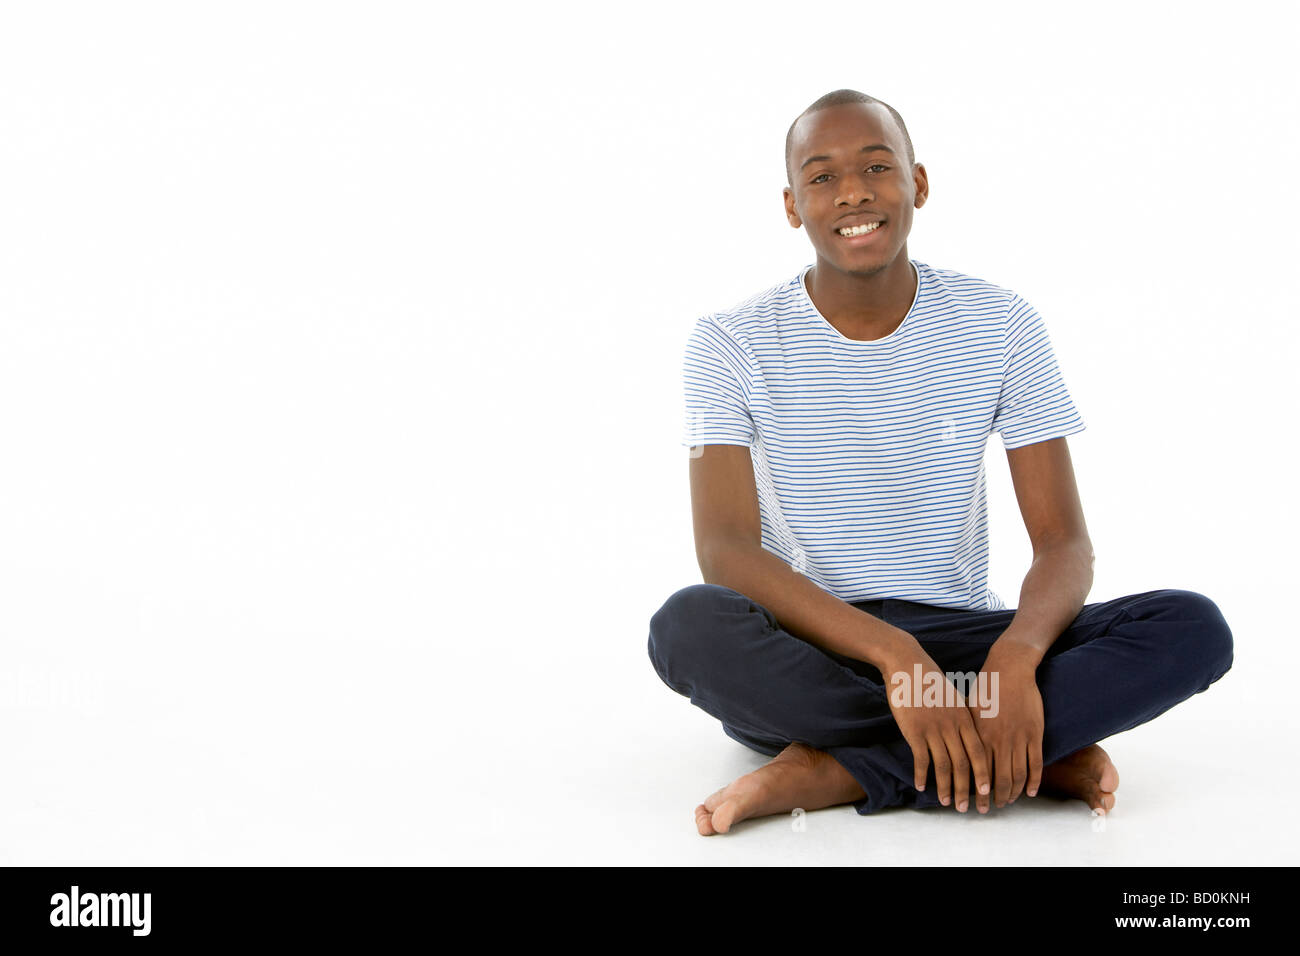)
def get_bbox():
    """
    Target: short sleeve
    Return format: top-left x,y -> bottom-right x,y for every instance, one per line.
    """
993,295 -> 1086,449
681,316 -> 755,448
